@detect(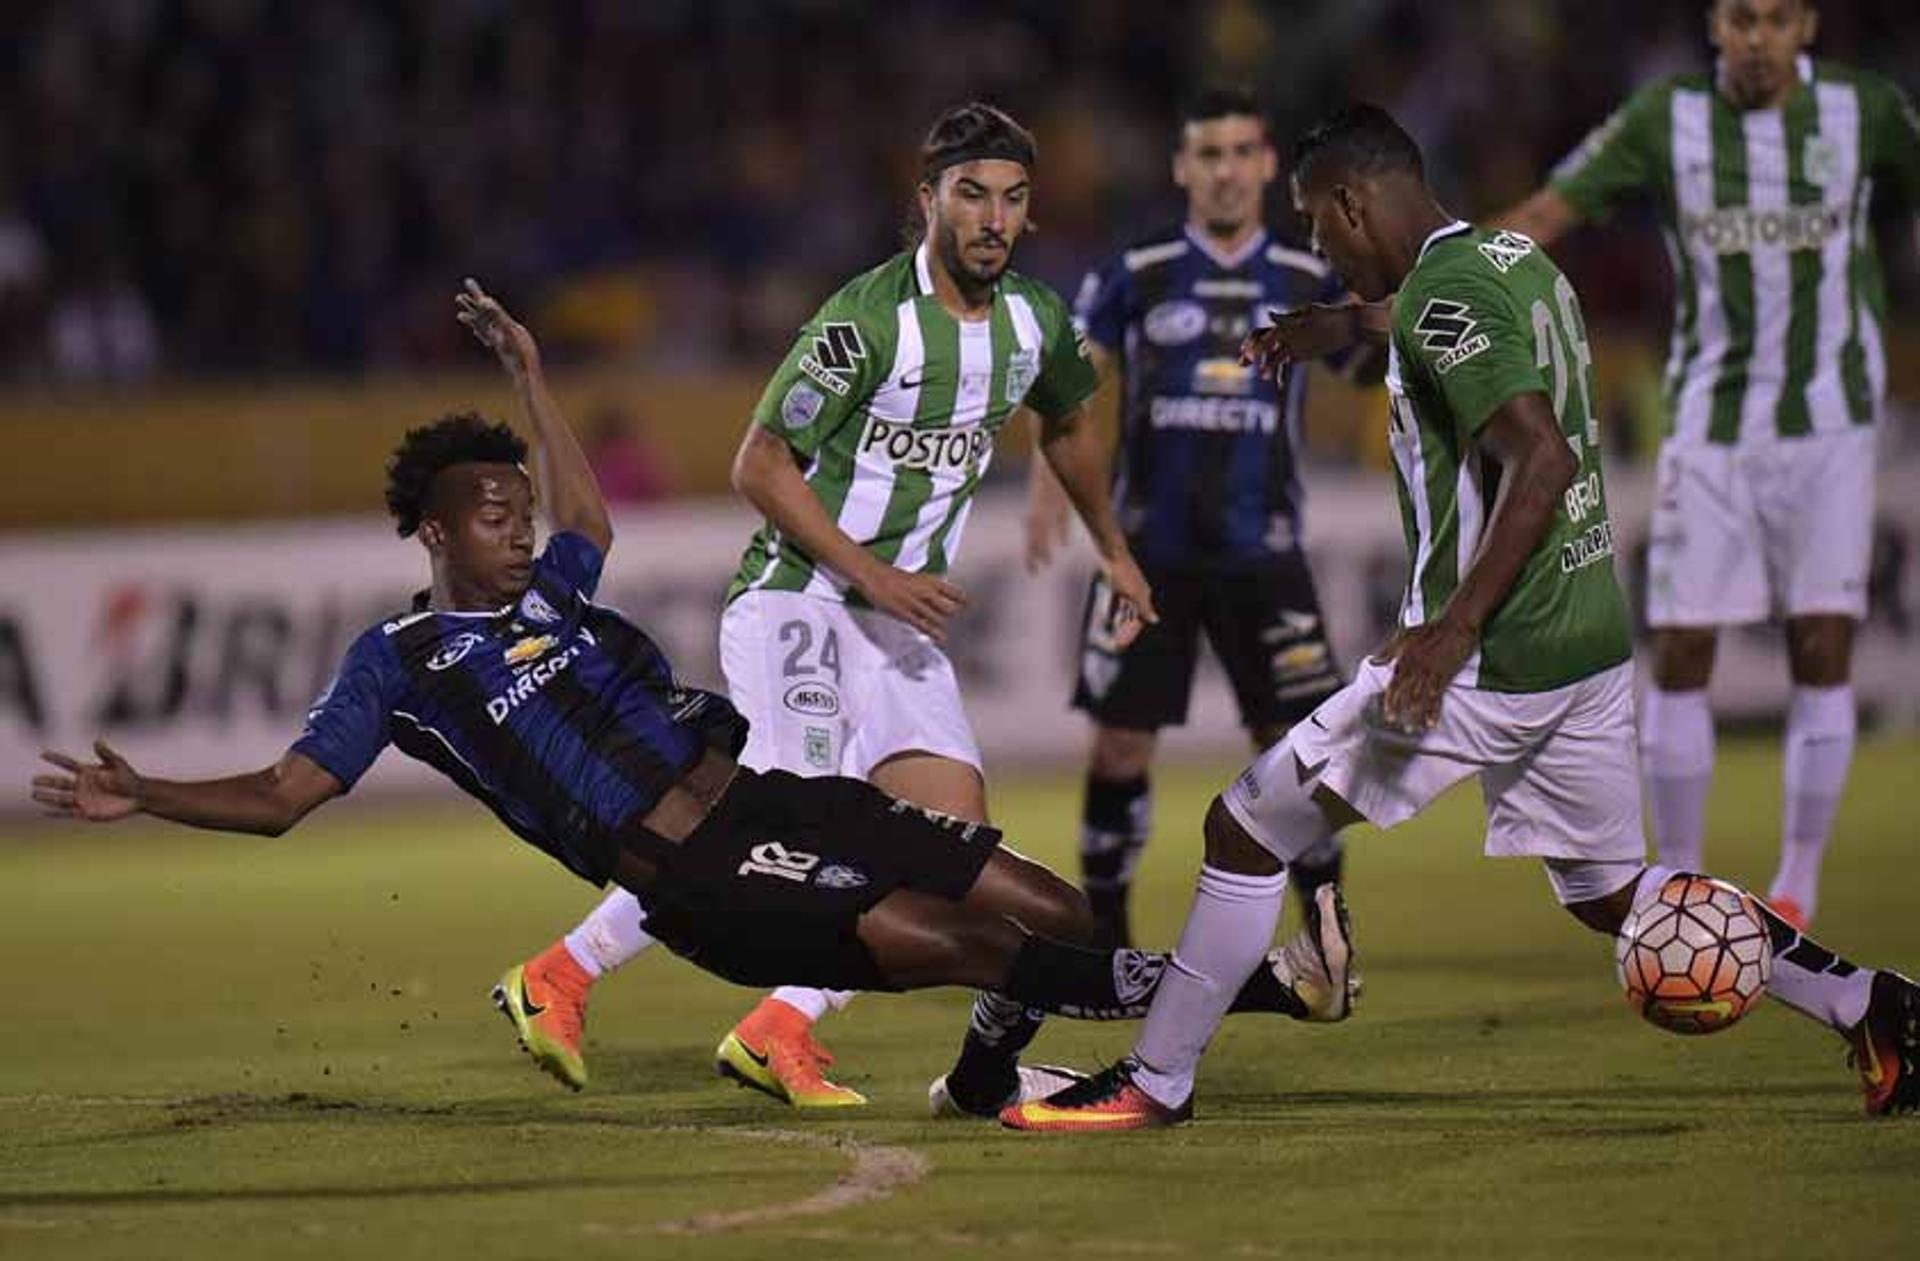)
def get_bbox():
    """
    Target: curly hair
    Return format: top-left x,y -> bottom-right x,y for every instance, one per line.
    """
383,412 -> 528,538
919,101 -> 1036,182
1292,103 -> 1425,188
